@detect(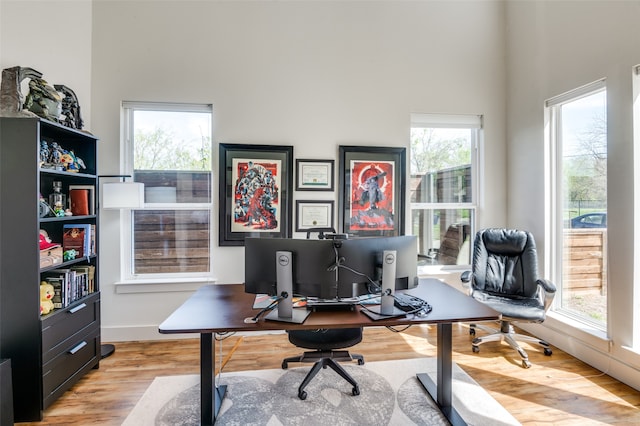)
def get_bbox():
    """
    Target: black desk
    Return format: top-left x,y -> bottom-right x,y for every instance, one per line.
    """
159,278 -> 499,425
